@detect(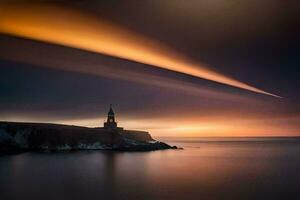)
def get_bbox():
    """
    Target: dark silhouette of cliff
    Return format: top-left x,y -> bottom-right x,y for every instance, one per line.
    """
0,121 -> 176,153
